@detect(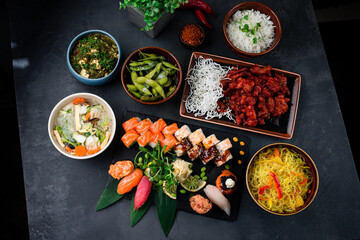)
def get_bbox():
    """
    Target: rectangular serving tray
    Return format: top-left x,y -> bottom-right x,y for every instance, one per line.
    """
179,52 -> 301,139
